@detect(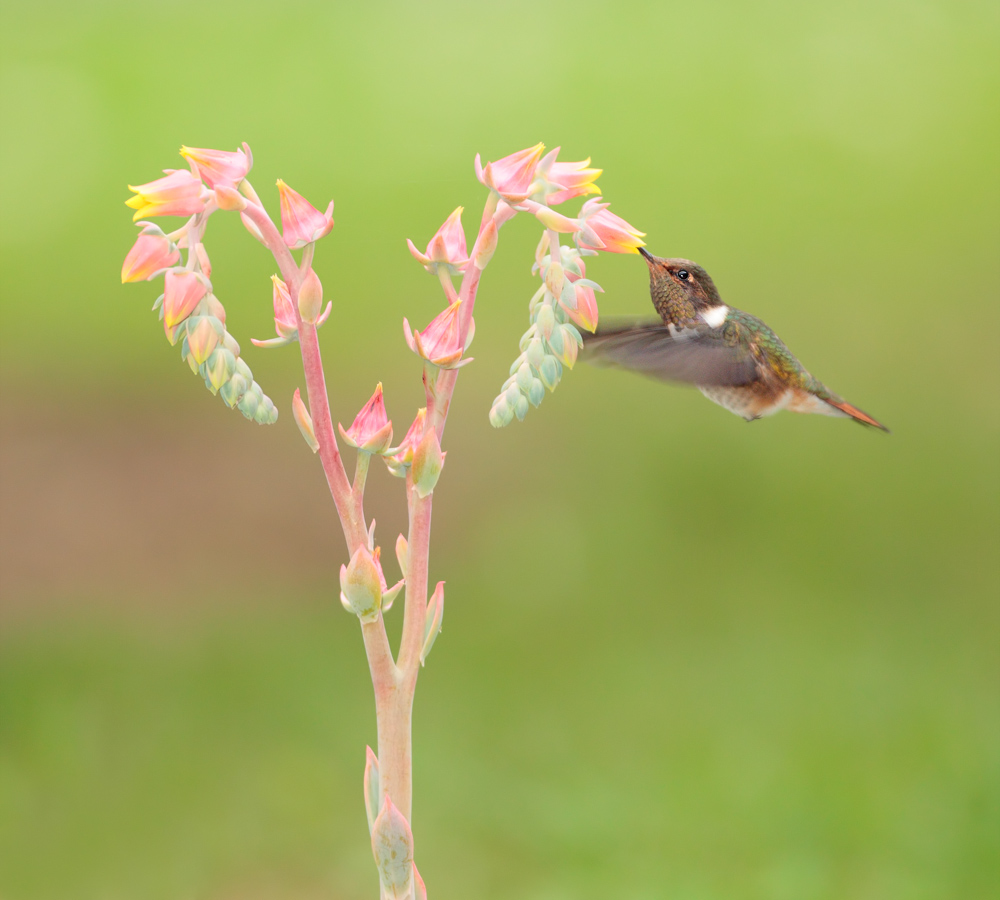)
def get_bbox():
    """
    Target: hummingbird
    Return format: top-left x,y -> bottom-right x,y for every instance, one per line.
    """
583,248 -> 888,431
